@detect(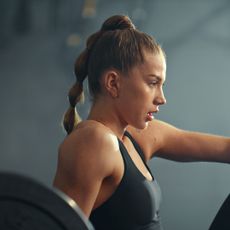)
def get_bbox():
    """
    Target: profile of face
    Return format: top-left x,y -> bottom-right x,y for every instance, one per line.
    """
116,51 -> 167,129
